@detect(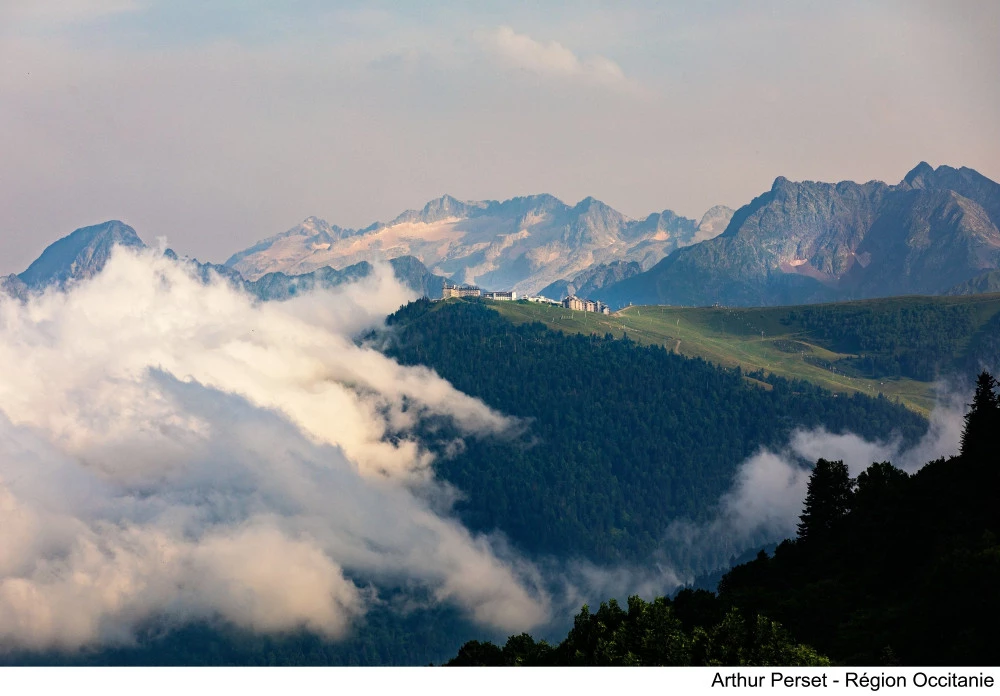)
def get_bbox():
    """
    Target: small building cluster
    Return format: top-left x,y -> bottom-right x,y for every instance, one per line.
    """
562,295 -> 611,314
442,283 -> 516,301
442,283 -> 482,298
524,295 -> 561,306
440,282 -> 607,313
